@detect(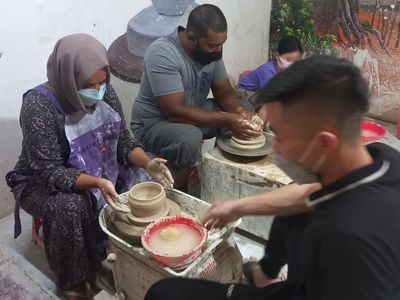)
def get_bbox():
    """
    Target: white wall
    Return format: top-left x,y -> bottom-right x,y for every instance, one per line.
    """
198,0 -> 270,83
0,0 -> 152,217
0,0 -> 270,217
0,0 -> 153,119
